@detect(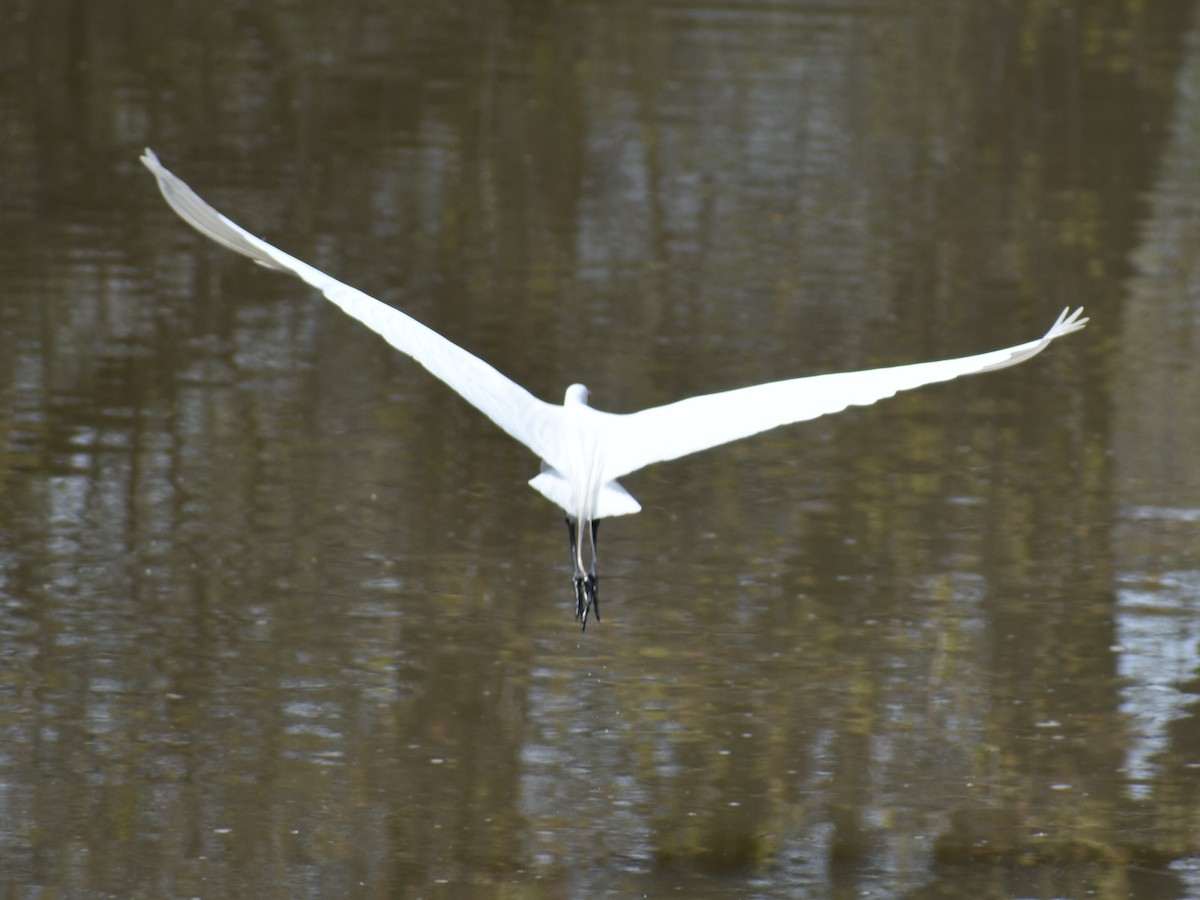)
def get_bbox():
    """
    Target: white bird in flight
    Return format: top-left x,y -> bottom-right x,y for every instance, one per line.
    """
141,149 -> 1088,629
